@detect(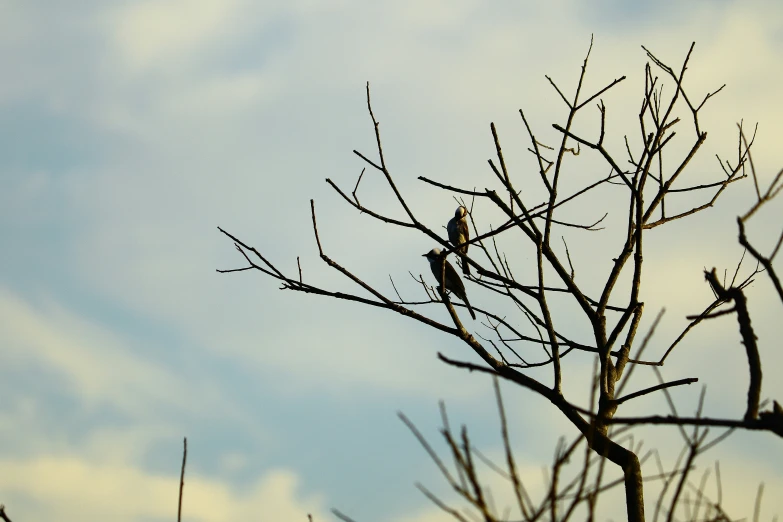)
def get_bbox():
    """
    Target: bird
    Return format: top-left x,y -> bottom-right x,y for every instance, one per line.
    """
447,206 -> 471,275
423,248 -> 476,320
